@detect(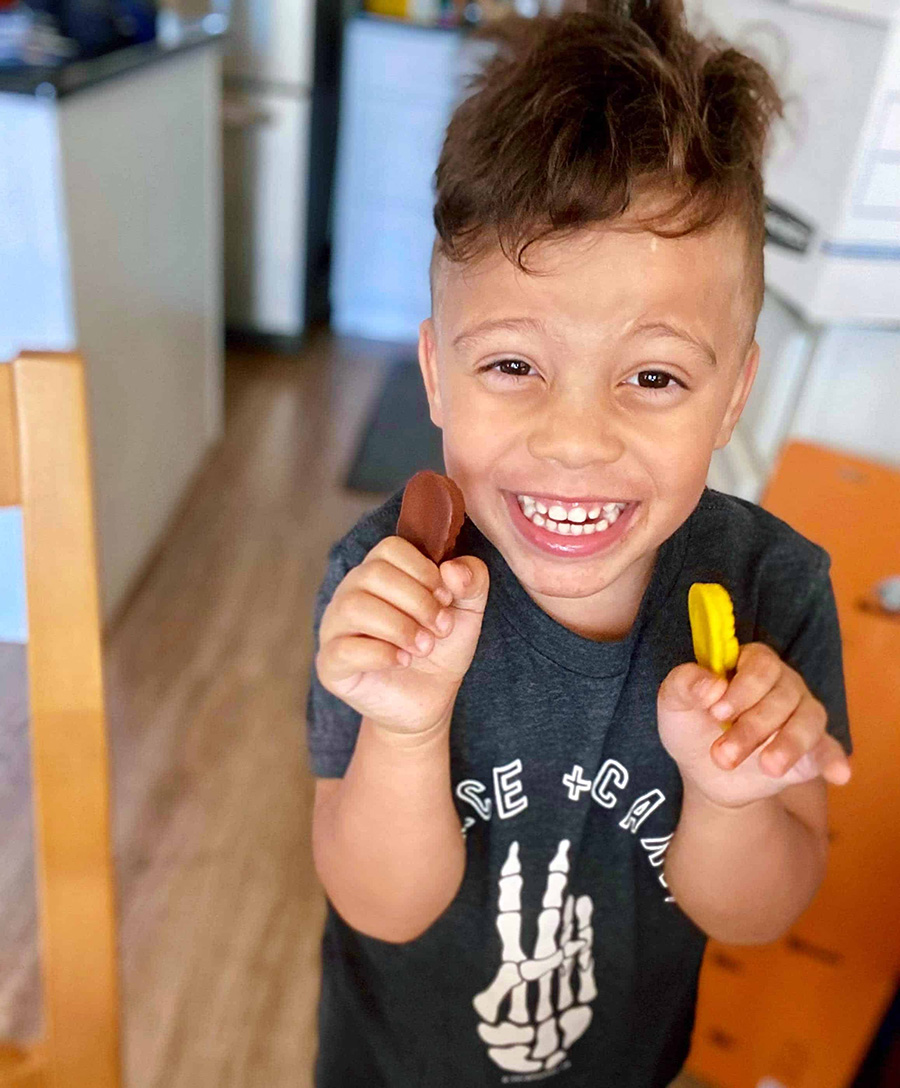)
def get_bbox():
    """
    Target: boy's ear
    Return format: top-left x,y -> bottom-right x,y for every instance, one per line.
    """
714,339 -> 759,450
417,318 -> 443,429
